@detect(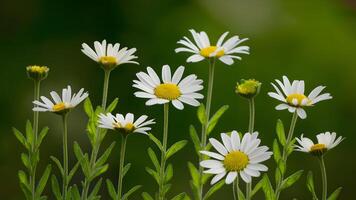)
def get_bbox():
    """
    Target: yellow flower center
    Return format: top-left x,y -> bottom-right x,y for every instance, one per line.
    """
154,83 -> 181,100
200,46 -> 224,58
310,144 -> 327,153
286,93 -> 310,106
99,56 -> 117,66
113,122 -> 135,134
223,151 -> 249,171
27,65 -> 49,74
52,102 -> 67,112
236,79 -> 260,95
